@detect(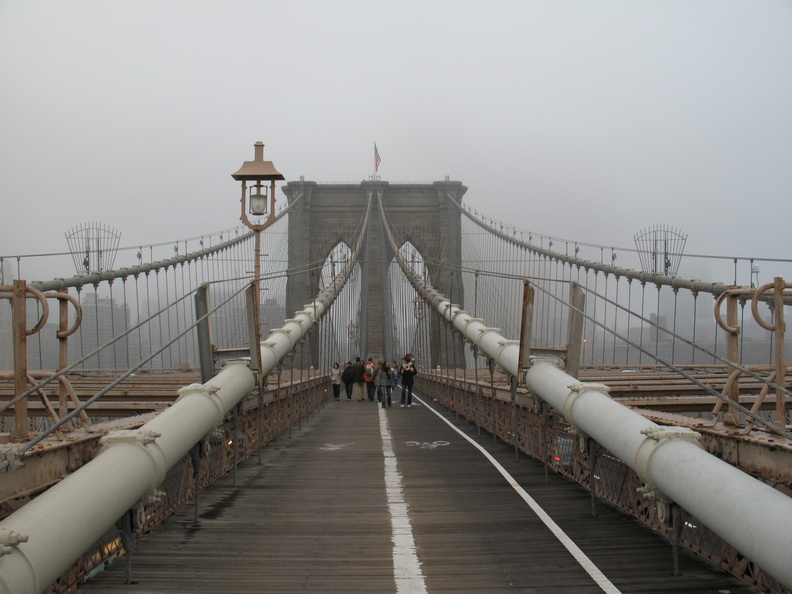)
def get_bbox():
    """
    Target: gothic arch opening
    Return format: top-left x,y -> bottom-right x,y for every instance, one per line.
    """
316,241 -> 362,368
389,242 -> 433,370
283,179 -> 466,367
